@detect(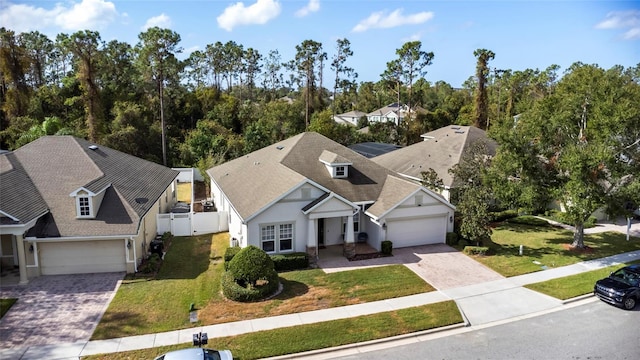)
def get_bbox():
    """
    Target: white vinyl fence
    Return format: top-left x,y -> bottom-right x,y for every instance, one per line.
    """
157,211 -> 228,236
